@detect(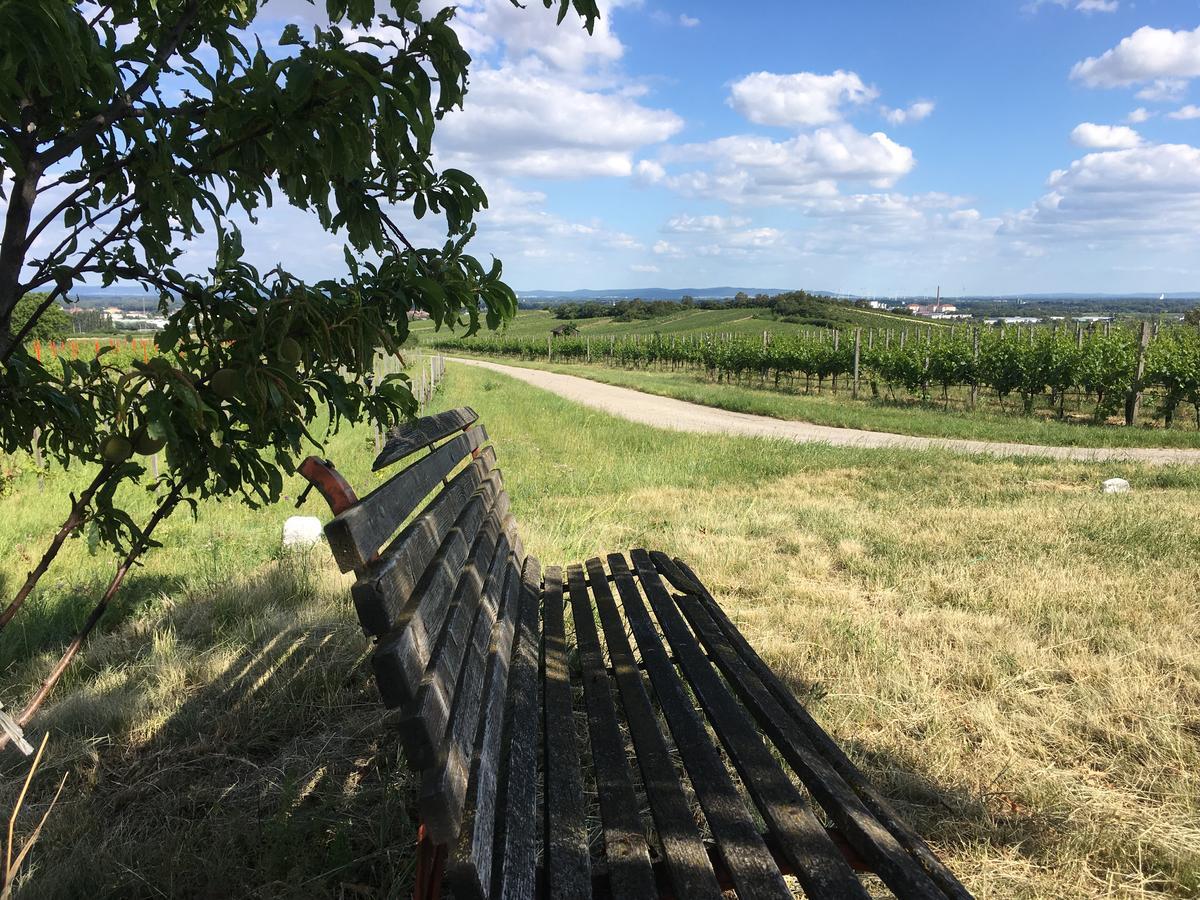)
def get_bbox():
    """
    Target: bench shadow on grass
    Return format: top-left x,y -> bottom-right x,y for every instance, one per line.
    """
13,571 -> 421,899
